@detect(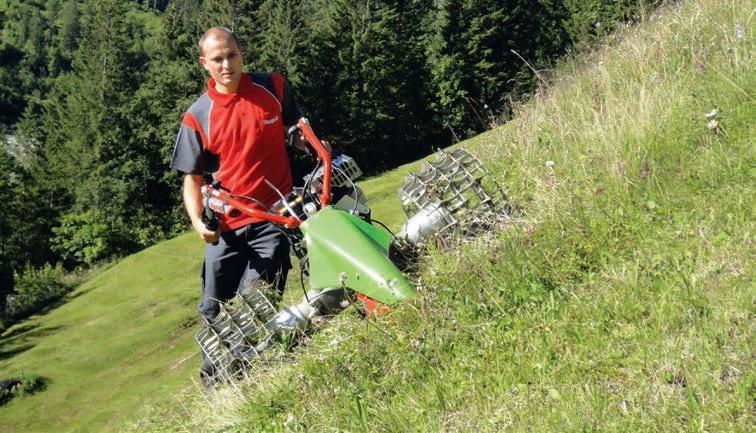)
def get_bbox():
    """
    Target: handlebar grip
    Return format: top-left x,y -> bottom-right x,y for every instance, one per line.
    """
201,207 -> 219,231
